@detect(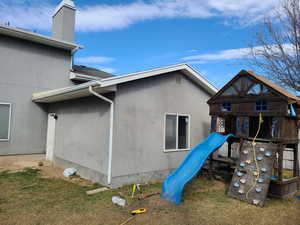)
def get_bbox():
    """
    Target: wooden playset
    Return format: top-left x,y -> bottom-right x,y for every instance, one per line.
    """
207,70 -> 300,206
